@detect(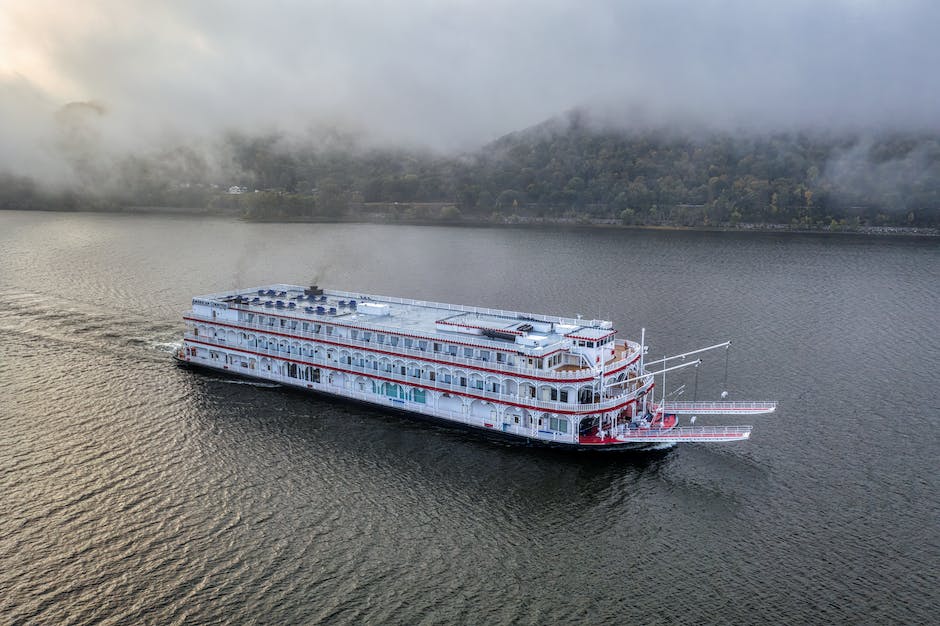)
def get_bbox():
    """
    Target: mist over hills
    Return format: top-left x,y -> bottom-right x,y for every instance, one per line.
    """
2,108 -> 939,230
3,1 -> 939,229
